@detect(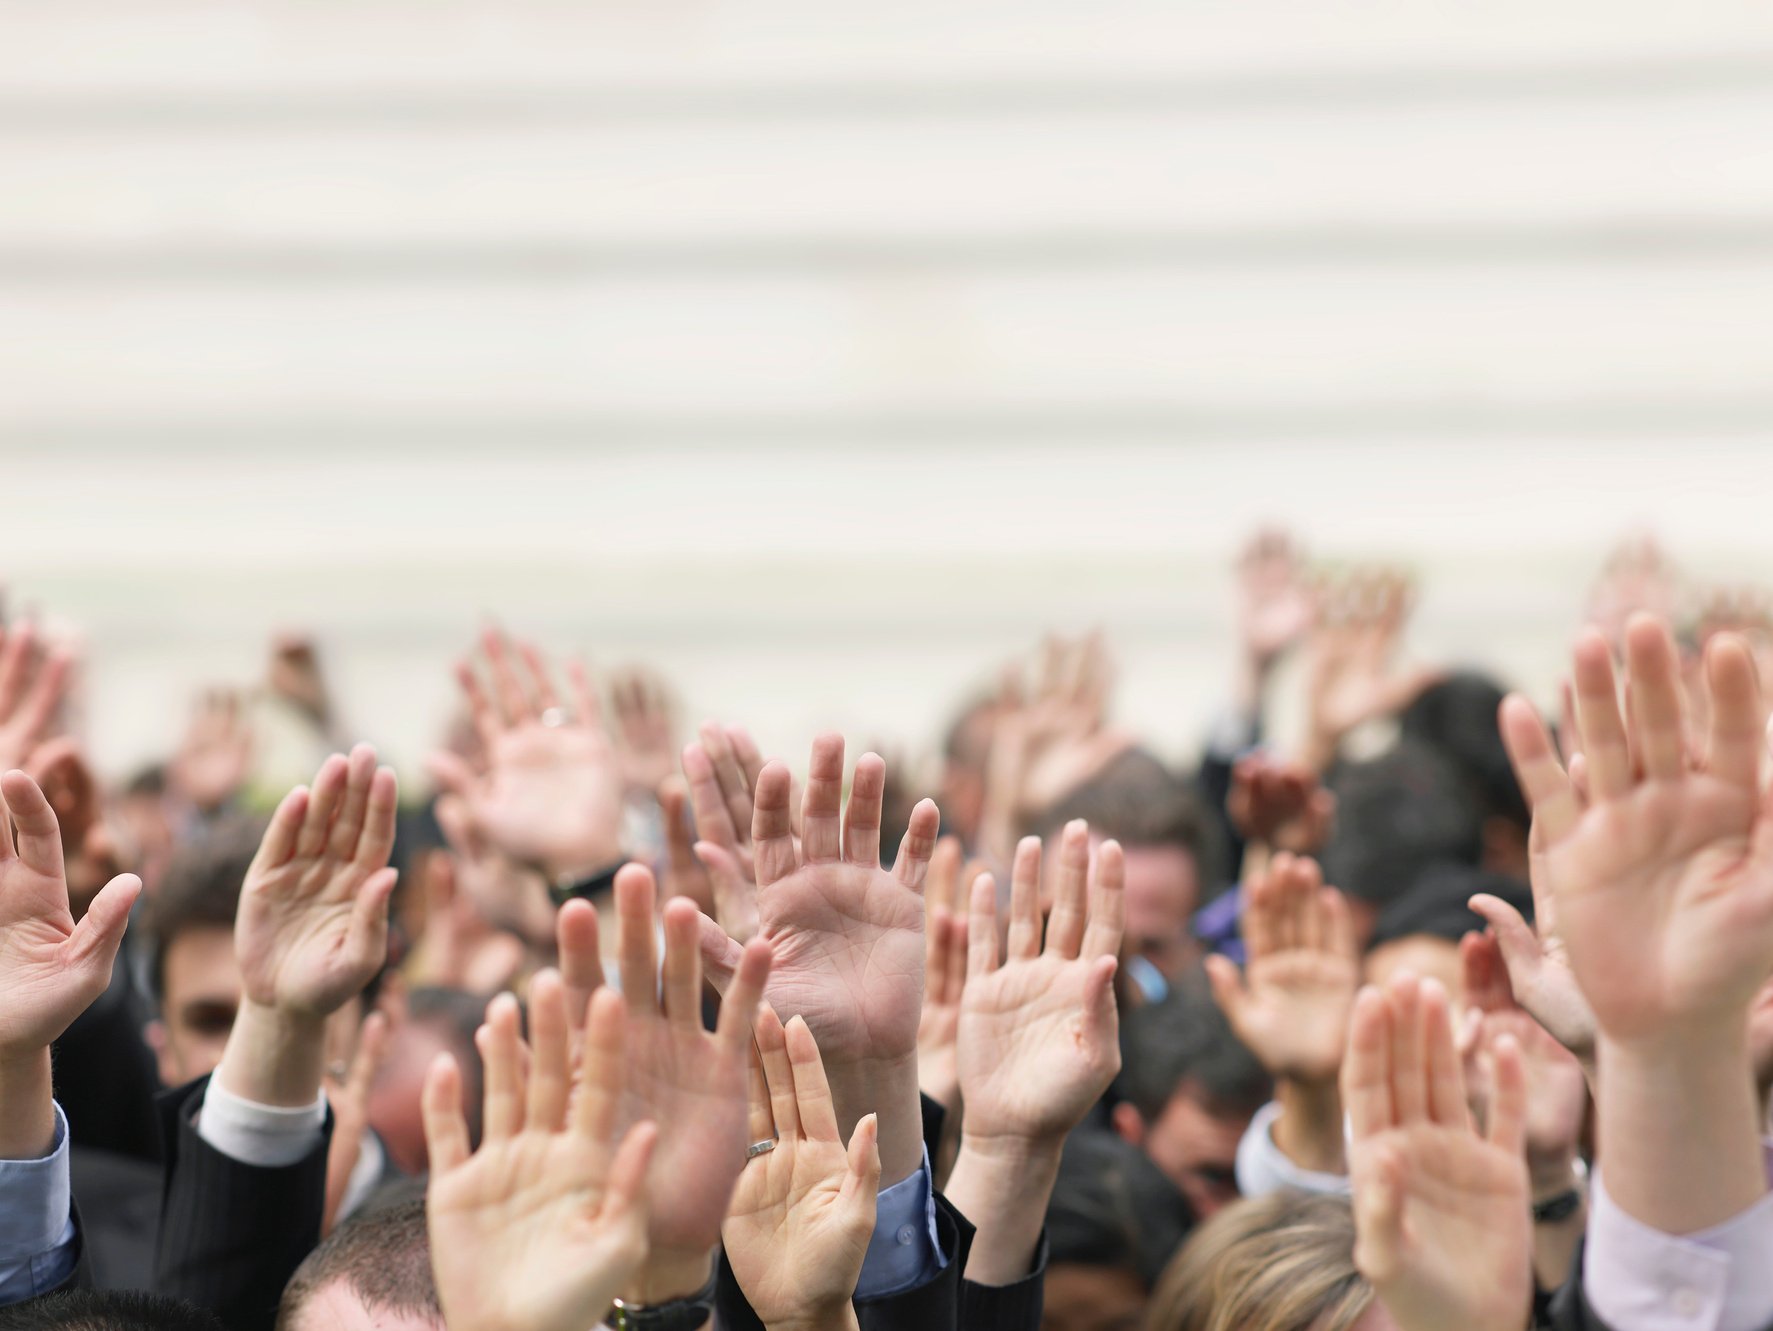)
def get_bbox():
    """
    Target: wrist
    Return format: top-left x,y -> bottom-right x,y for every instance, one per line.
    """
1274,1077 -> 1346,1174
0,1047 -> 56,1160
1528,1152 -> 1583,1202
623,1245 -> 715,1307
770,1304 -> 858,1331
824,1051 -> 924,1186
216,999 -> 329,1108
